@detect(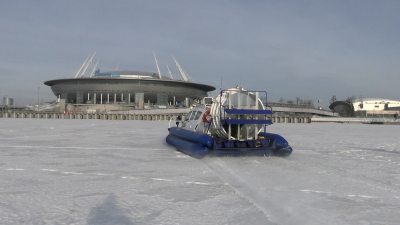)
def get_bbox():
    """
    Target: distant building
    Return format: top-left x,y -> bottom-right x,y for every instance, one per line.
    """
3,96 -> 13,106
44,70 -> 215,106
330,98 -> 400,118
44,55 -> 215,110
352,98 -> 400,111
267,101 -> 338,117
